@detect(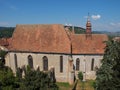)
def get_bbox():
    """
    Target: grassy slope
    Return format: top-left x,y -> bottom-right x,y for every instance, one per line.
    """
56,80 -> 95,90
56,82 -> 73,90
76,80 -> 95,90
